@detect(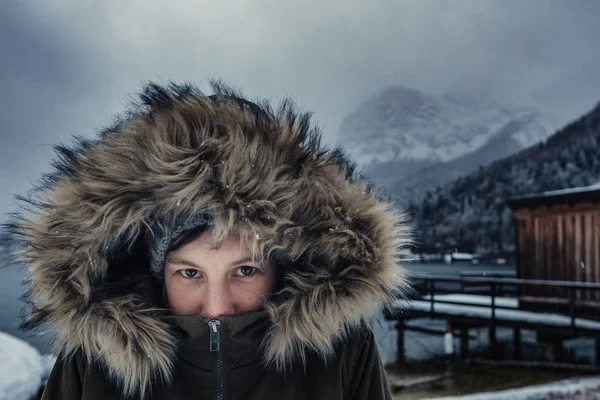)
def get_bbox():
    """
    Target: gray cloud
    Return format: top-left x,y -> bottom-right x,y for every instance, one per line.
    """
0,2 -> 115,215
2,0 -> 600,217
